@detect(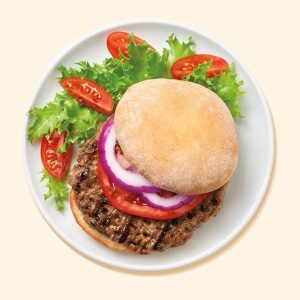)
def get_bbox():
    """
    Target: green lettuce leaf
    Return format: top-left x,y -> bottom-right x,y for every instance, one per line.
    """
126,36 -> 170,81
27,101 -> 60,143
211,65 -> 245,118
58,35 -> 170,103
163,34 -> 196,69
28,92 -> 101,152
41,169 -> 68,210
